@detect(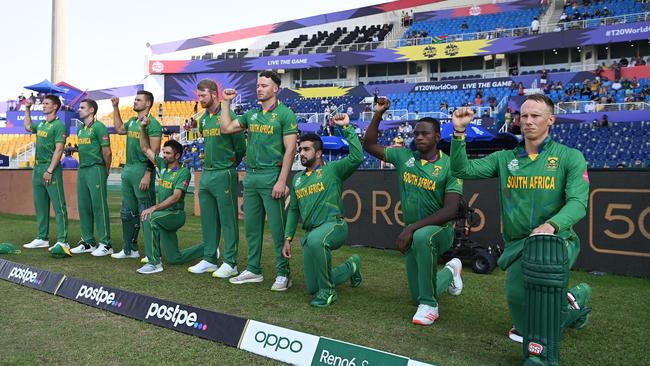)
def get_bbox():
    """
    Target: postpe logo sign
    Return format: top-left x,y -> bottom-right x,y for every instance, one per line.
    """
255,331 -> 303,353
8,267 -> 42,285
75,285 -> 122,308
145,302 -> 208,331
